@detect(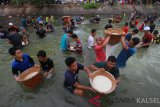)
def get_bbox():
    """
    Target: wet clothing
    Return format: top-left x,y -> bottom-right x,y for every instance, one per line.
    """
142,33 -> 153,48
95,17 -> 100,22
122,26 -> 129,34
39,58 -> 54,72
36,28 -> 46,38
150,24 -> 155,33
47,24 -> 54,31
60,34 -> 70,51
94,45 -> 106,62
7,33 -> 22,48
11,54 -> 35,76
104,23 -> 113,30
117,43 -> 136,67
64,63 -> 84,93
21,18 -> 27,28
125,33 -> 132,41
94,62 -> 119,79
